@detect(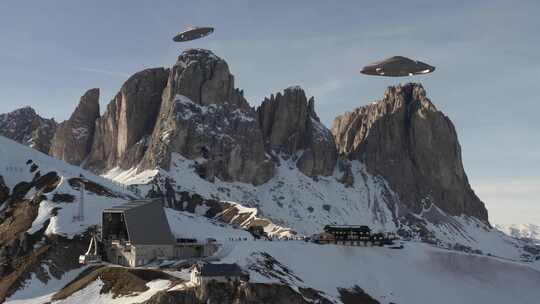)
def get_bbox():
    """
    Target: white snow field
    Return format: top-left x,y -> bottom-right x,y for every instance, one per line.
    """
24,279 -> 173,304
5,267 -> 88,304
107,153 -> 401,236
222,241 -> 540,304
8,241 -> 540,304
